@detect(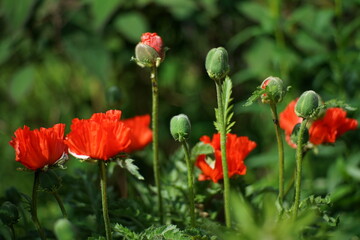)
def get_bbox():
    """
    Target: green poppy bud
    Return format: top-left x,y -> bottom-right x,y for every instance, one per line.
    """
290,123 -> 309,146
205,47 -> 230,81
0,201 -> 19,226
39,170 -> 62,193
170,114 -> 191,142
134,43 -> 160,68
54,218 -> 77,240
260,76 -> 286,104
295,90 -> 321,119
